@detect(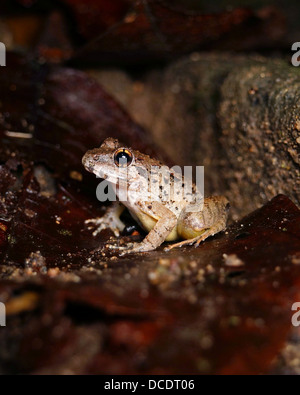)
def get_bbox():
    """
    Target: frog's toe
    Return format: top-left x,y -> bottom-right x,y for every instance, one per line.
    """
85,219 -> 96,225
194,238 -> 205,248
110,228 -> 121,237
92,225 -> 105,237
165,238 -> 198,251
85,218 -> 102,226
